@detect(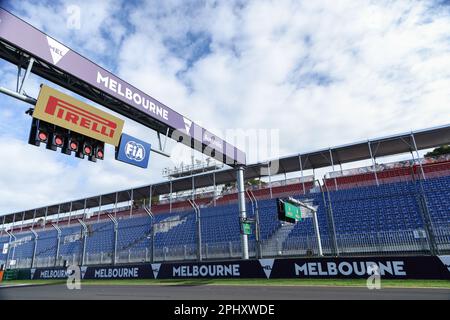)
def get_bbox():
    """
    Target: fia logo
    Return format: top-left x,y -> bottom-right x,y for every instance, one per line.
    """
125,141 -> 145,162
